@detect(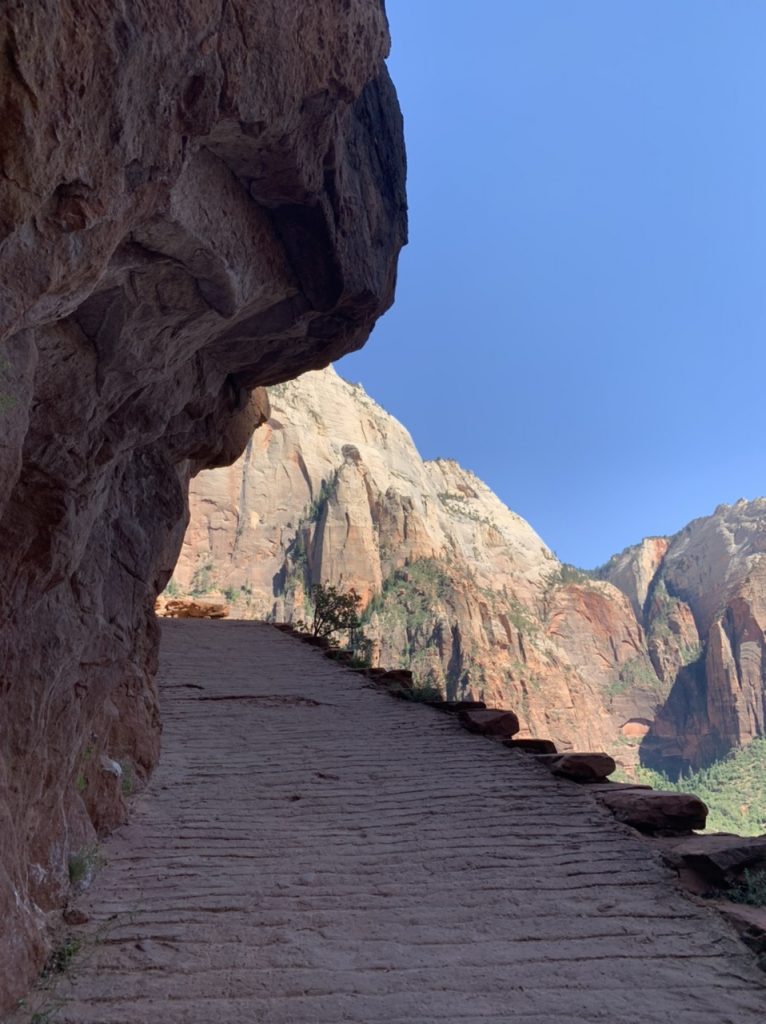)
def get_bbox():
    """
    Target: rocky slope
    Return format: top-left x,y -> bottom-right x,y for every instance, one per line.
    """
0,2 -> 406,1008
174,368 -> 664,760
175,370 -> 766,785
